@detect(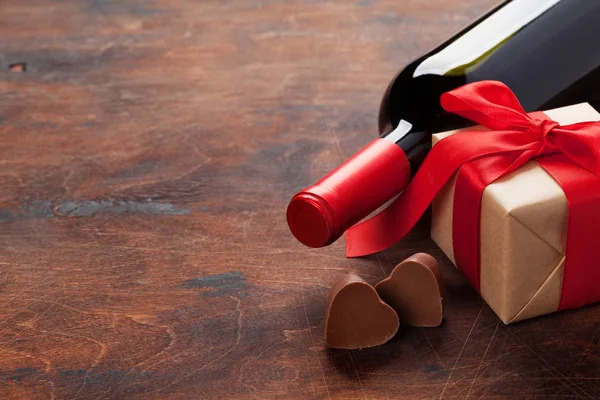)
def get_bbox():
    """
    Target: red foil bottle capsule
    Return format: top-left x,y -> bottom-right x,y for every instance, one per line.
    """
287,138 -> 410,248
